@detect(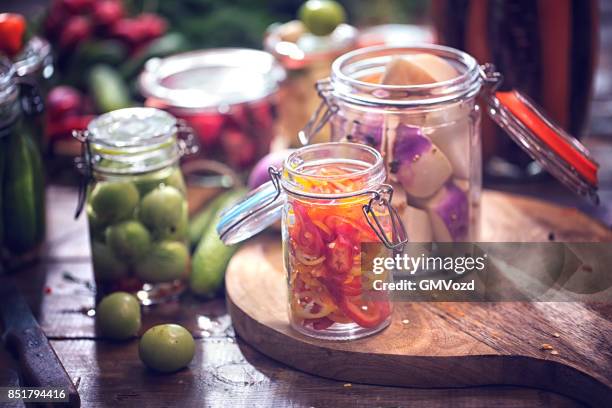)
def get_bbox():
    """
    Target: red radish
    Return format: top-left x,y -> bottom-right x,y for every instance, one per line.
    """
45,1 -> 69,39
134,13 -> 167,40
46,114 -> 95,141
59,16 -> 92,50
61,0 -> 93,14
222,129 -> 256,169
110,18 -> 150,46
185,114 -> 225,147
92,0 -> 124,28
46,86 -> 83,118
